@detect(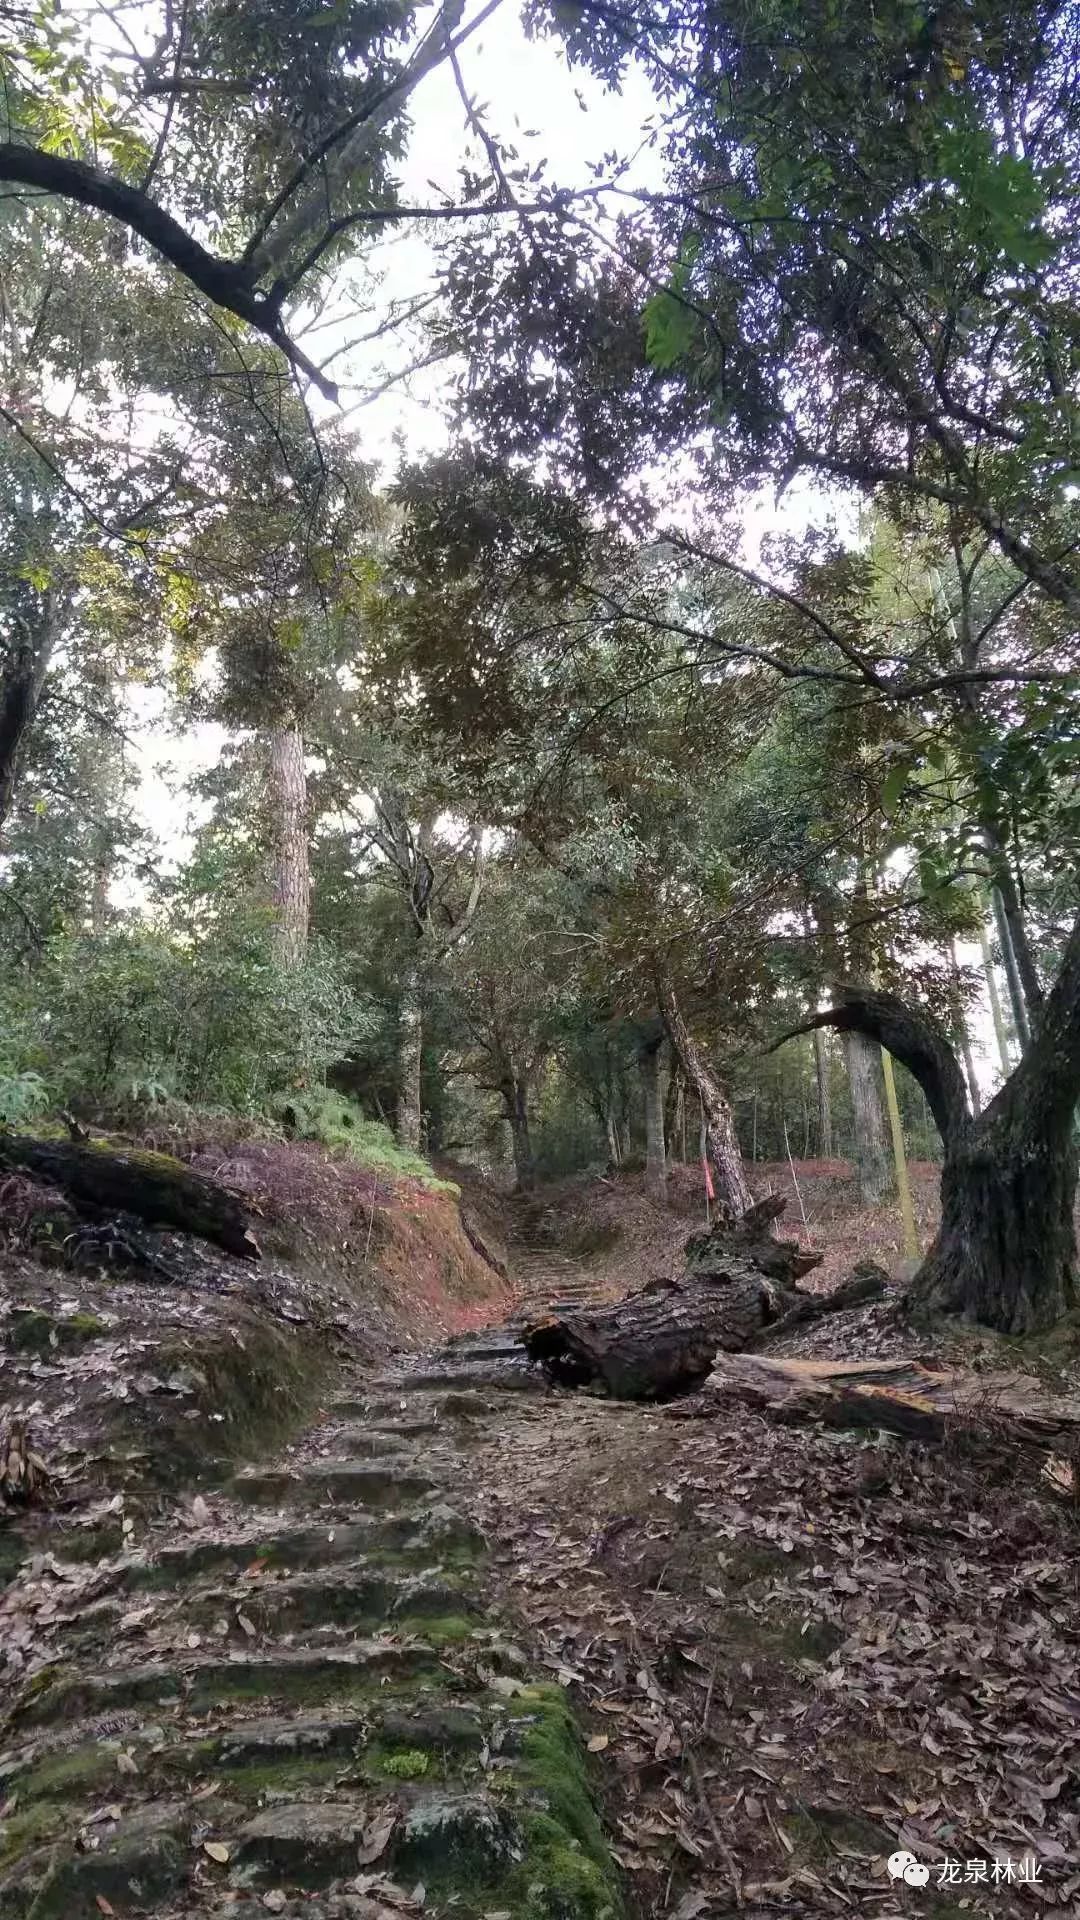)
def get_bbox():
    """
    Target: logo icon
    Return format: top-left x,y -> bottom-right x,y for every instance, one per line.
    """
888,1850 -> 931,1887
